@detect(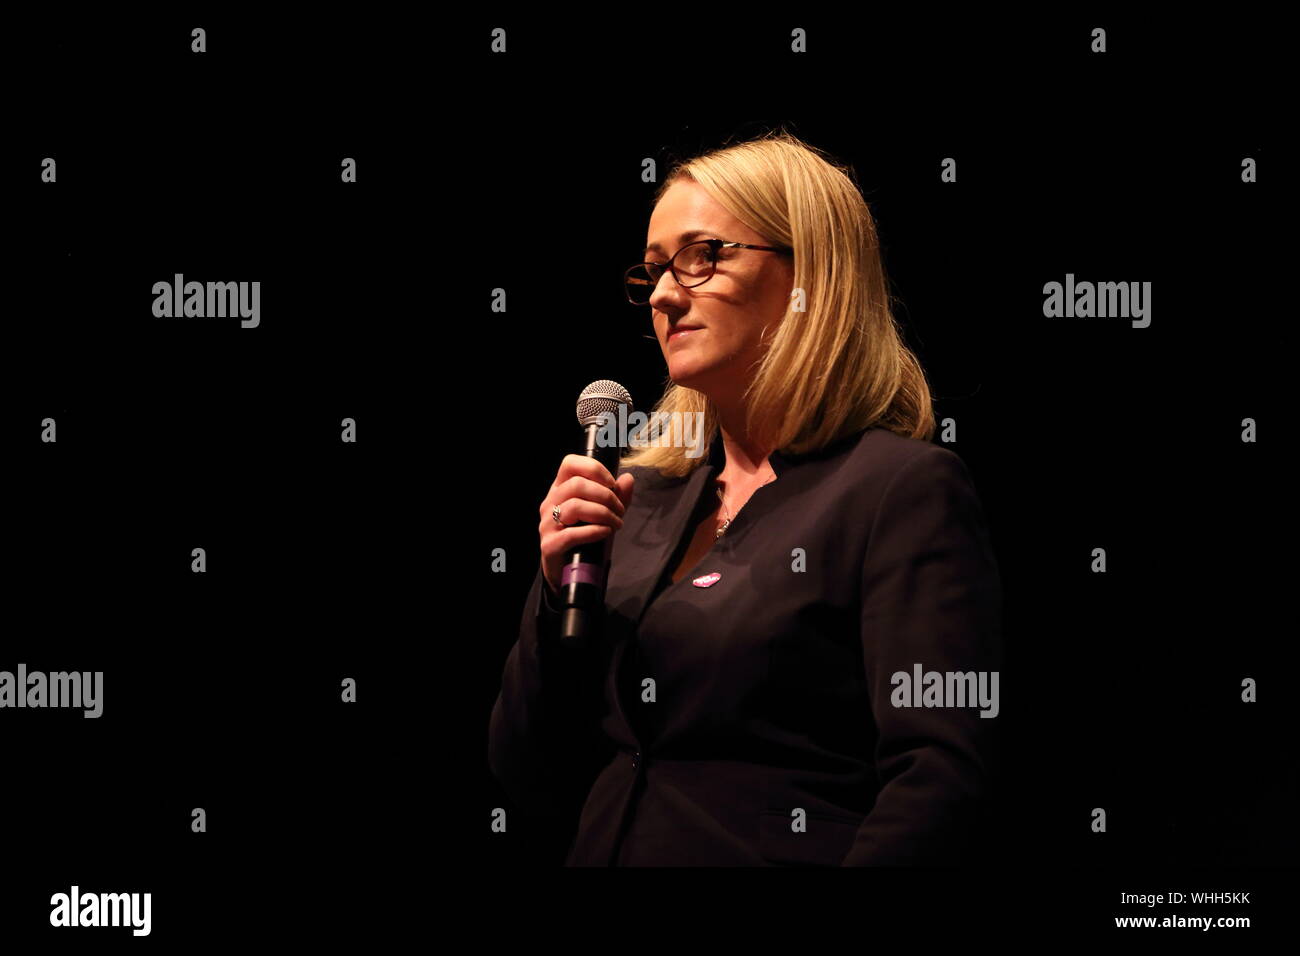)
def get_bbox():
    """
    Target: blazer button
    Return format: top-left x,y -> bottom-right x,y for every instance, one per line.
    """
631,750 -> 641,769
